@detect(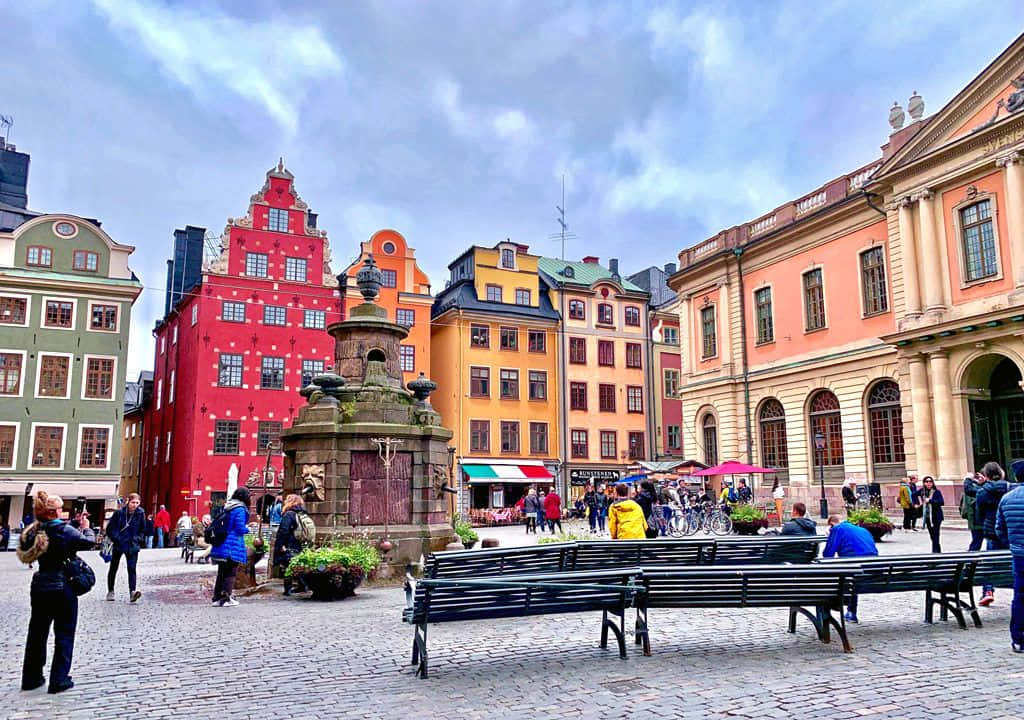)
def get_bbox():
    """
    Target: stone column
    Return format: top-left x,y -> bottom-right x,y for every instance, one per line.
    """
916,190 -> 946,312
928,351 -> 957,480
997,151 -> 1024,288
897,197 -> 922,317
907,354 -> 935,477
